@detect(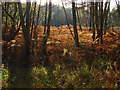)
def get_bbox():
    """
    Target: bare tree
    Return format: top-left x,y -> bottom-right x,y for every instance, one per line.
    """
2,3 -> 21,43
